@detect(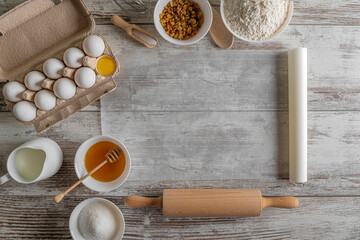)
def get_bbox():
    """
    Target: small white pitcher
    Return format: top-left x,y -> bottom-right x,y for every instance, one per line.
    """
0,138 -> 63,185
